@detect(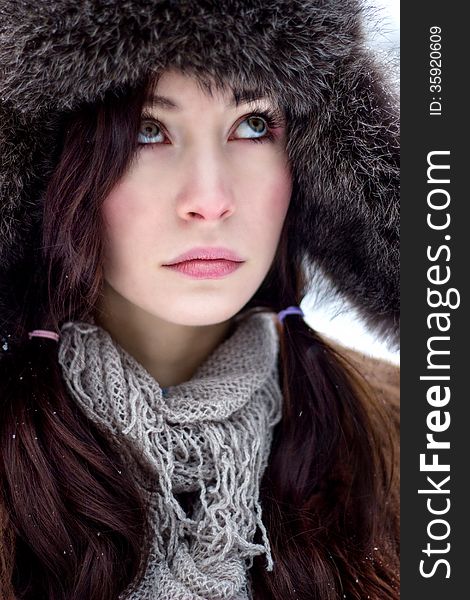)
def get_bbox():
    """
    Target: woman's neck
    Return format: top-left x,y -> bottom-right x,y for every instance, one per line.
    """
93,282 -> 234,387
